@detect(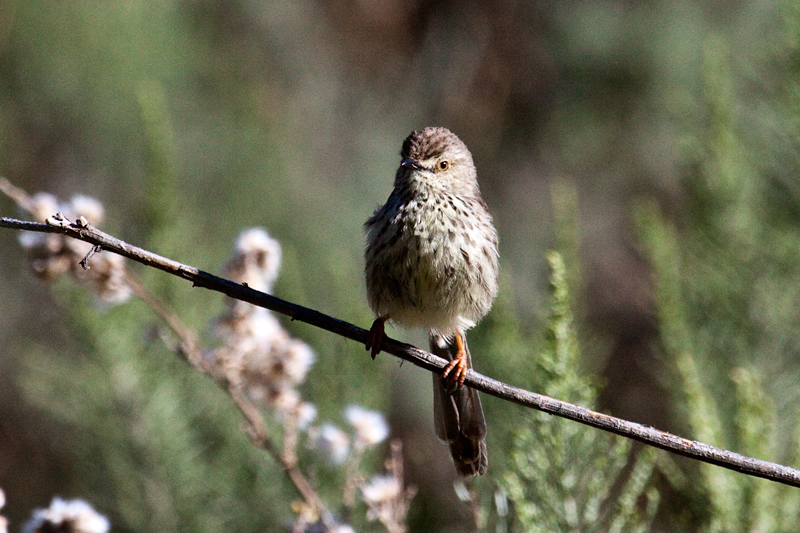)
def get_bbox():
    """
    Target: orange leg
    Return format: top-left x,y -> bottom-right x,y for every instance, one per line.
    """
441,330 -> 469,384
365,317 -> 386,360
